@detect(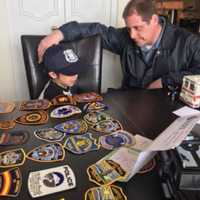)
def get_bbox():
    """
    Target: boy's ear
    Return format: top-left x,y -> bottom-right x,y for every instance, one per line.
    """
48,71 -> 58,79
